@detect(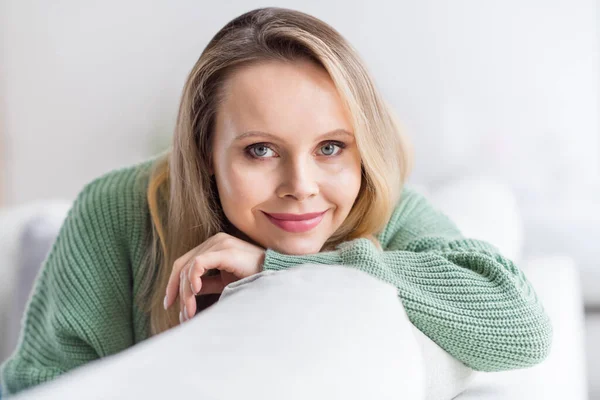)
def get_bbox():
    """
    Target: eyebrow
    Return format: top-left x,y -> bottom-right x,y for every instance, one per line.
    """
233,128 -> 354,143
